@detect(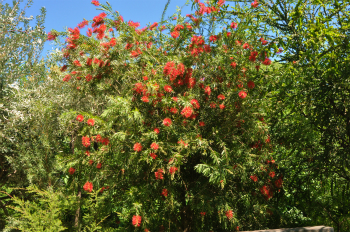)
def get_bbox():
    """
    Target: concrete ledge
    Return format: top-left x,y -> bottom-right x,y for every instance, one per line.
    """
241,226 -> 334,232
